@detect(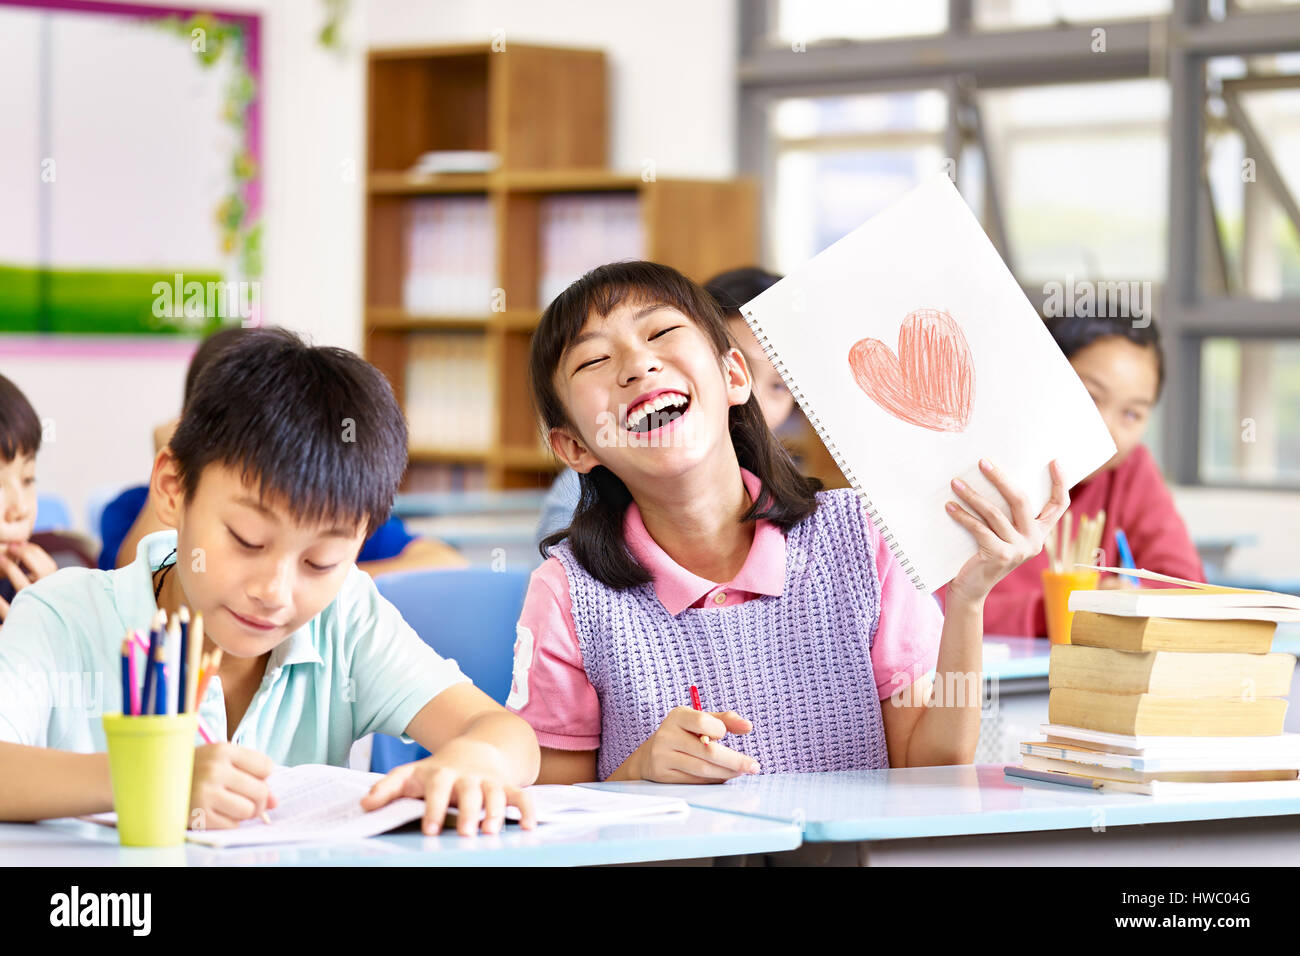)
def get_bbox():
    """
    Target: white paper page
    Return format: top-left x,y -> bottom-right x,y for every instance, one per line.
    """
185,764 -> 425,848
449,784 -> 690,828
743,173 -> 1115,592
